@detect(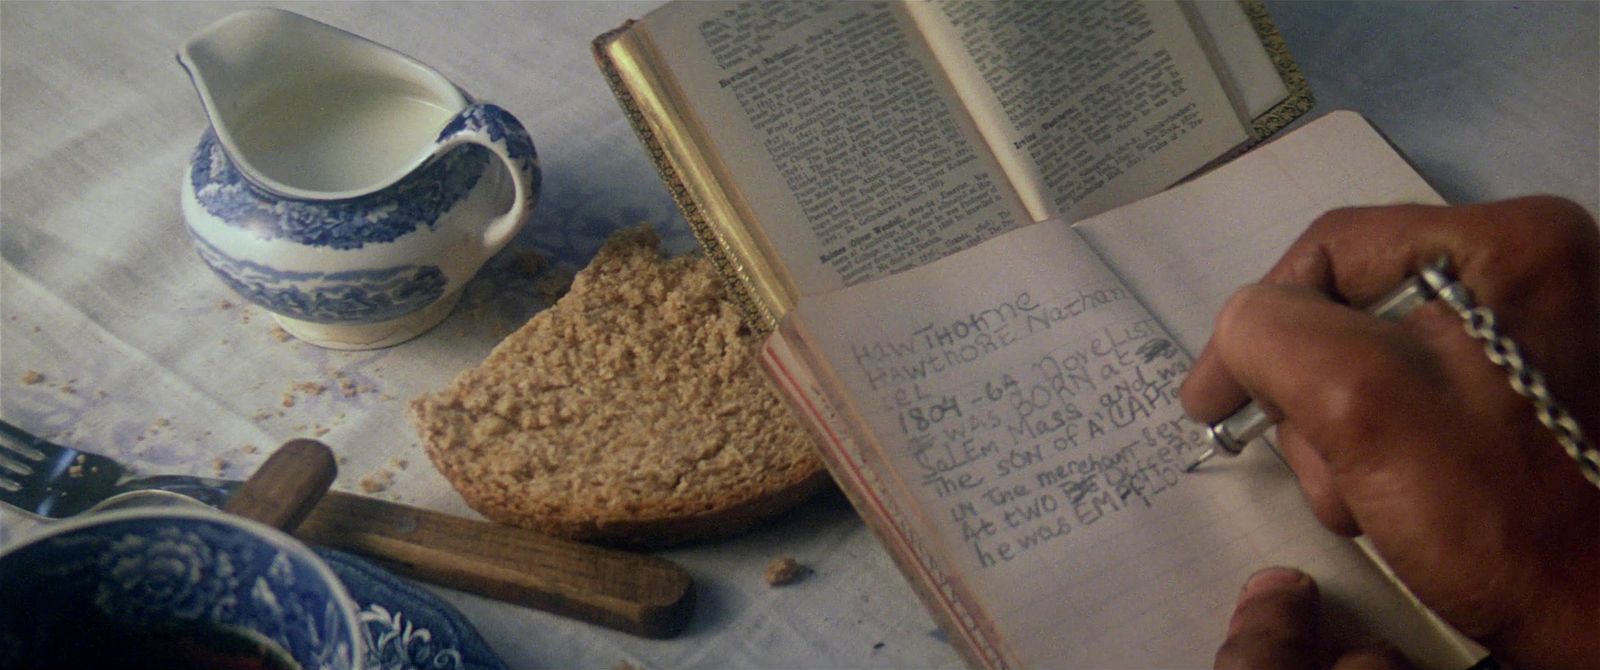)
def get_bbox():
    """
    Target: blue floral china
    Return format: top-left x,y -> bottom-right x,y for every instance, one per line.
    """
179,9 -> 540,349
318,548 -> 507,670
0,506 -> 365,669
